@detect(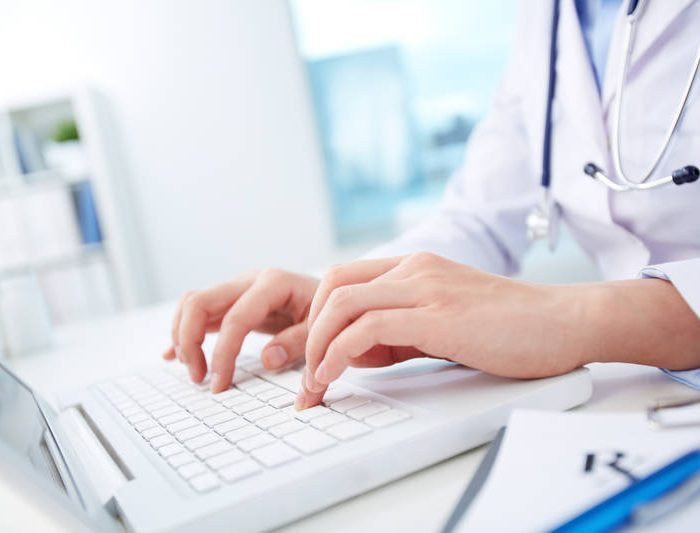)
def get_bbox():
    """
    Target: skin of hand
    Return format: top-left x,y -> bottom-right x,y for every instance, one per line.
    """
163,269 -> 319,392
297,252 -> 700,408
